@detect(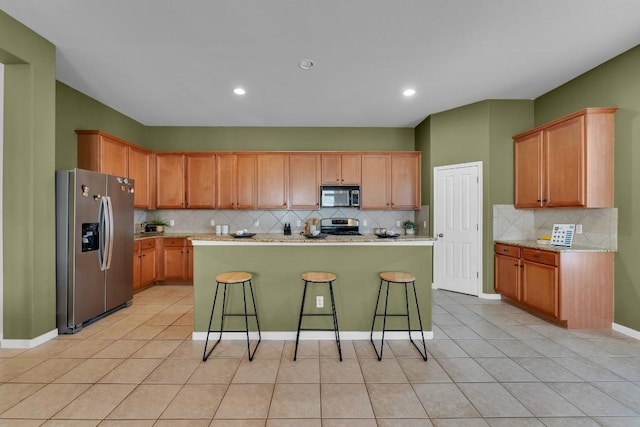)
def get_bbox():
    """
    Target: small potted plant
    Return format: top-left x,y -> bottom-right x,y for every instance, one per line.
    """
402,220 -> 418,235
146,217 -> 169,233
